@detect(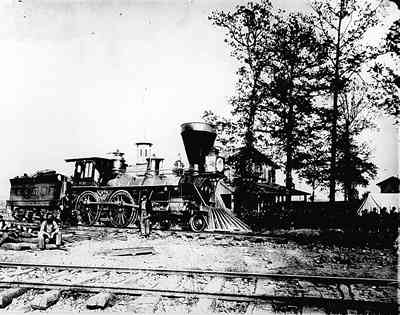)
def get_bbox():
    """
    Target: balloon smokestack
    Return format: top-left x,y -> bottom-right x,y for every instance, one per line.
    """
180,122 -> 217,172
